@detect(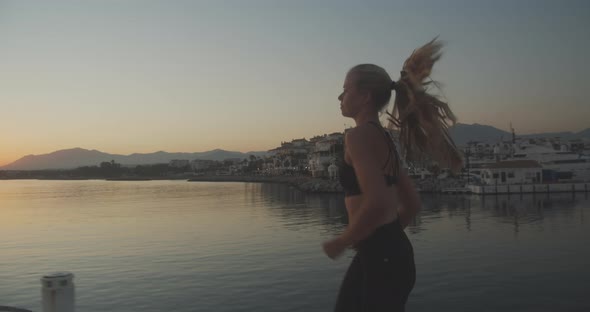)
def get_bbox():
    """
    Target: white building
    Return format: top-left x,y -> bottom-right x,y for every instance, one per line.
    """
480,160 -> 542,185
191,159 -> 216,171
309,133 -> 344,178
266,138 -> 312,175
169,159 -> 190,168
327,162 -> 339,180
